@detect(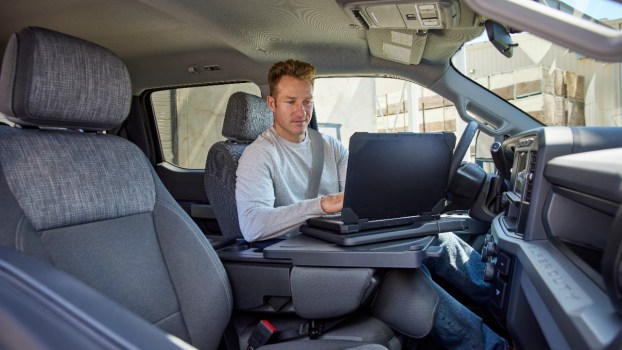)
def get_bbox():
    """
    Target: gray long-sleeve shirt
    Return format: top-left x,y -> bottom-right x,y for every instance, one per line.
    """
236,127 -> 348,242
